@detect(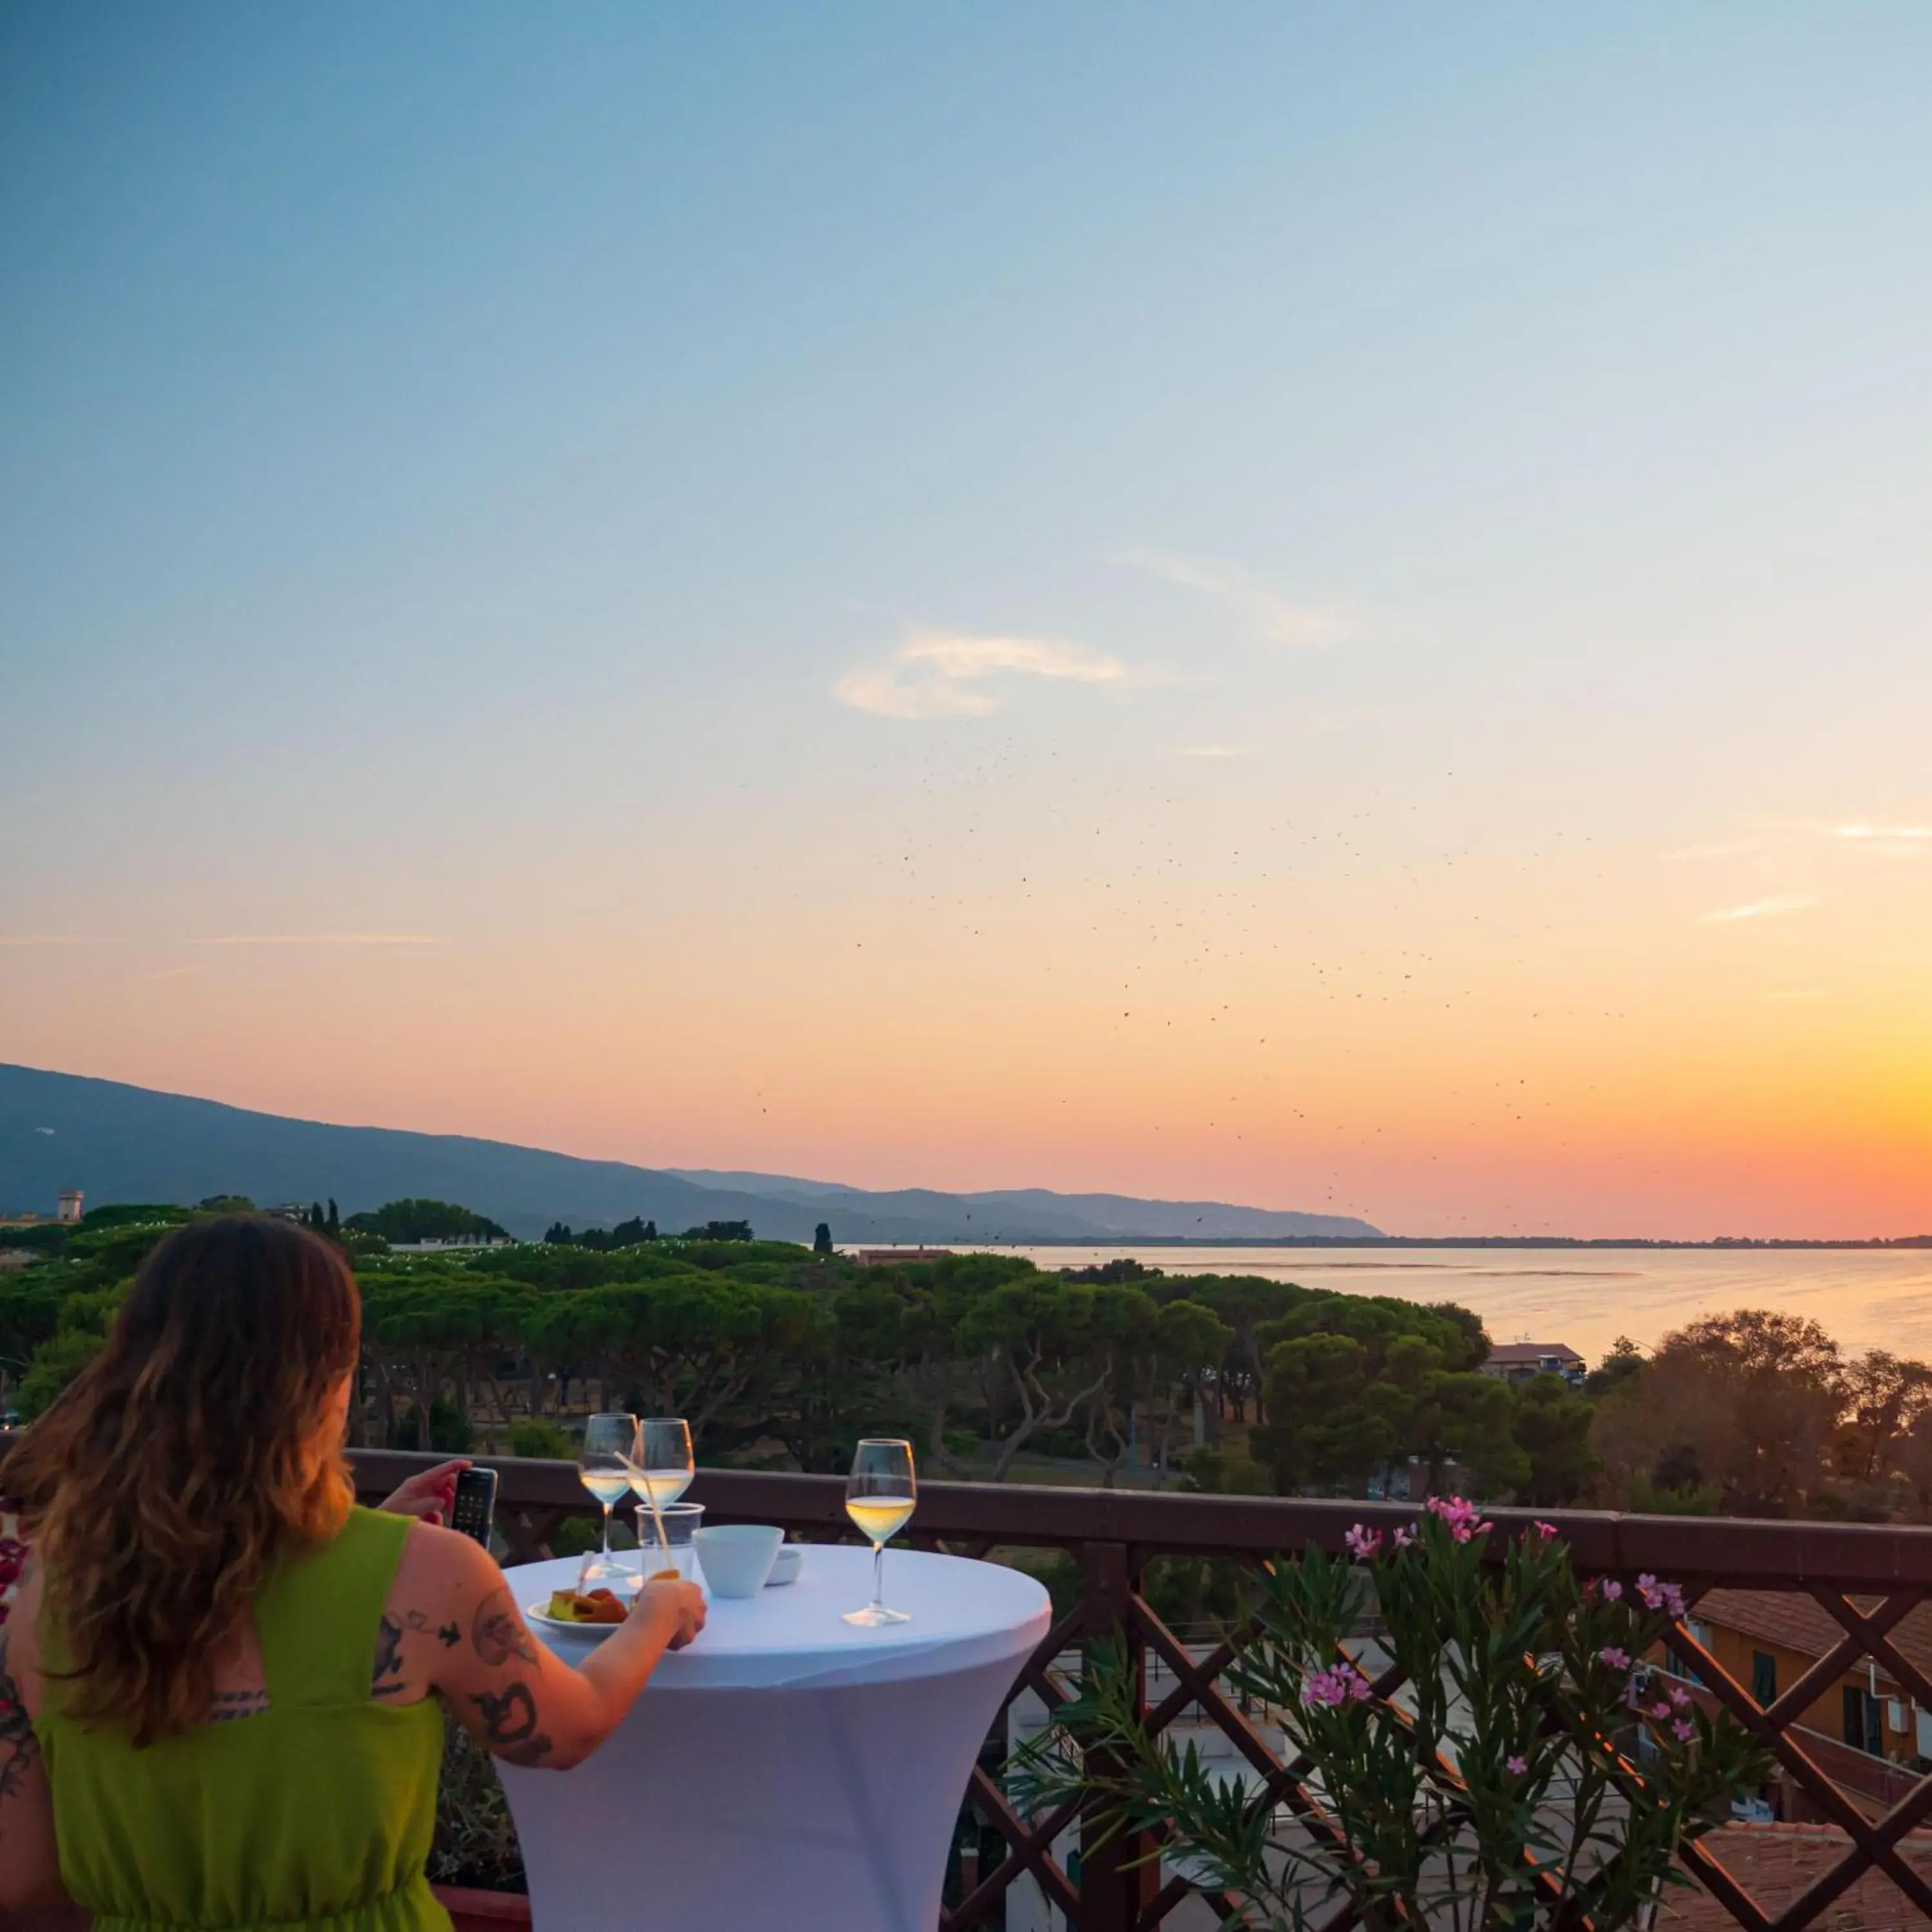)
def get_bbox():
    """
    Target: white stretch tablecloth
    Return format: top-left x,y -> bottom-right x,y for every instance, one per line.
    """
499,1545 -> 1051,1931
